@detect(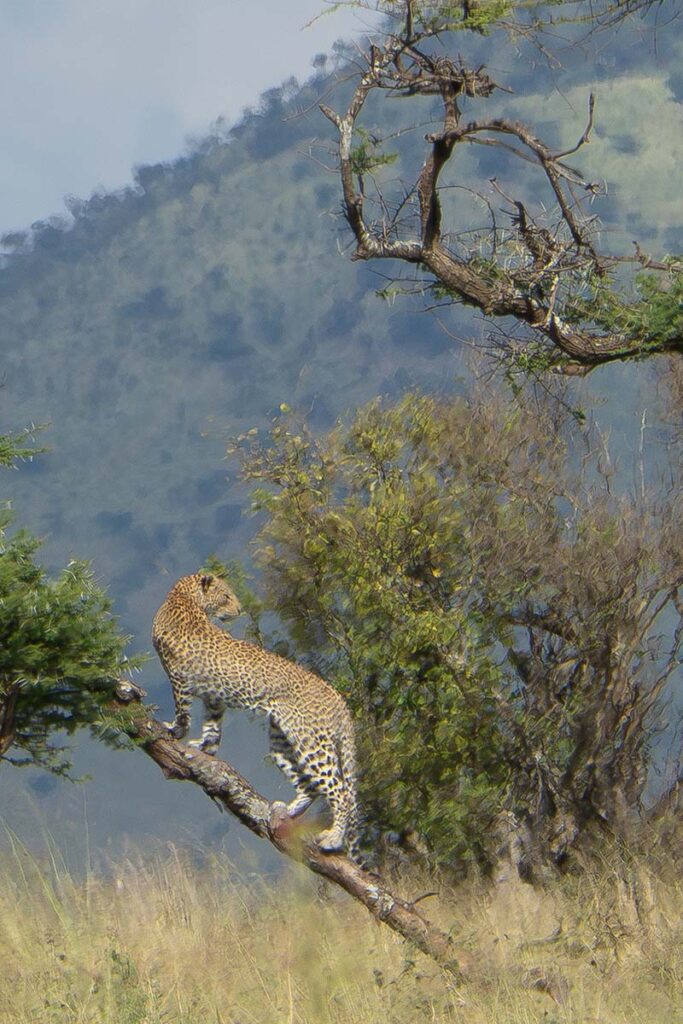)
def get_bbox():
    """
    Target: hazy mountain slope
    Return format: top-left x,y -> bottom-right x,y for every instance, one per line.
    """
1,74 -> 464,626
